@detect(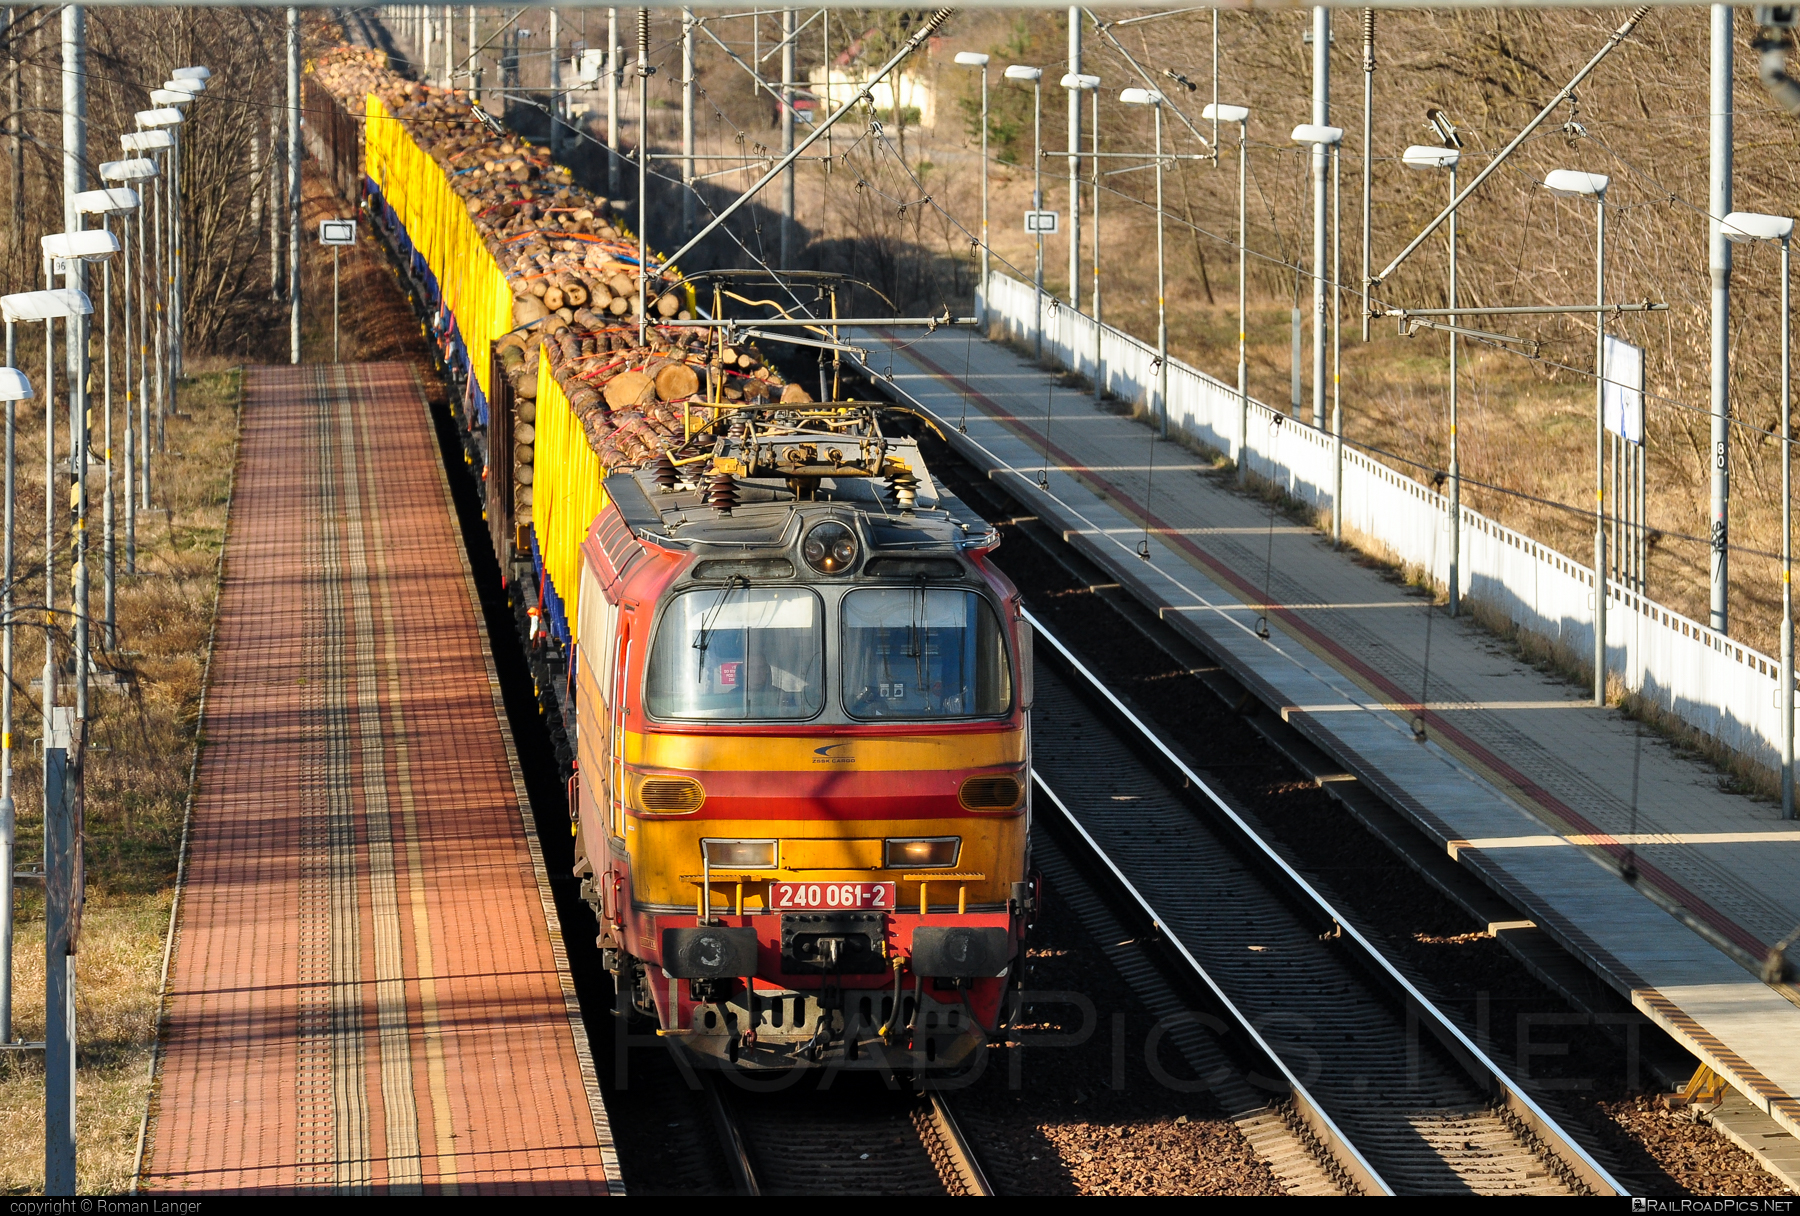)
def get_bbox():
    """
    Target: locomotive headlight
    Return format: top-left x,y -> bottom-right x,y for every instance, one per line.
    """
884,837 -> 960,869
801,520 -> 859,575
703,839 -> 777,869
